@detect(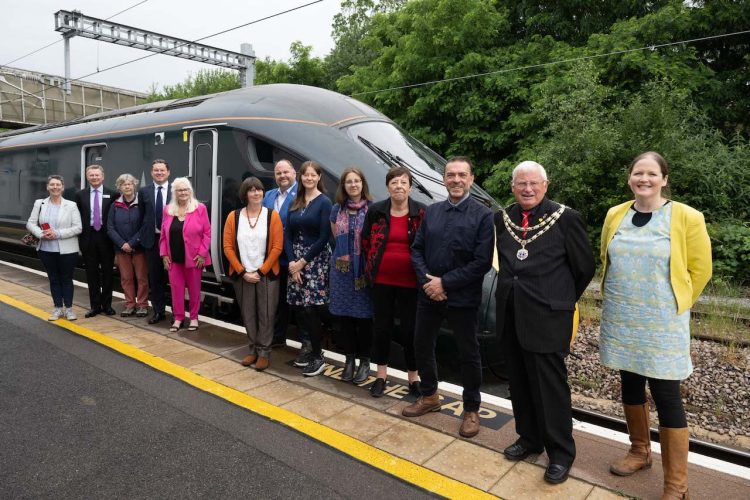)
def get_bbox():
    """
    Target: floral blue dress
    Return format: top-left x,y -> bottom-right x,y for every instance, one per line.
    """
329,204 -> 373,319
600,203 -> 692,380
